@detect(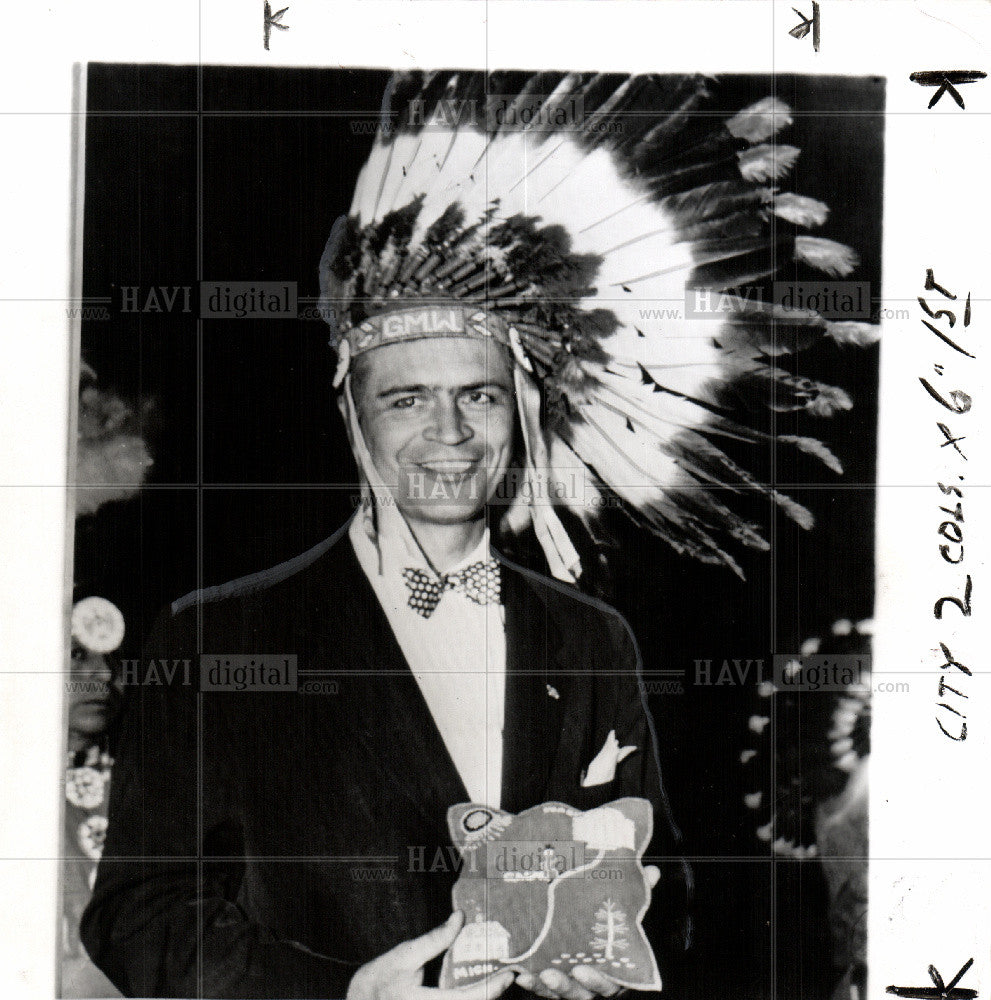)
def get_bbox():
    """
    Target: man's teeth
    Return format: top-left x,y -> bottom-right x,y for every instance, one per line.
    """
421,461 -> 475,473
